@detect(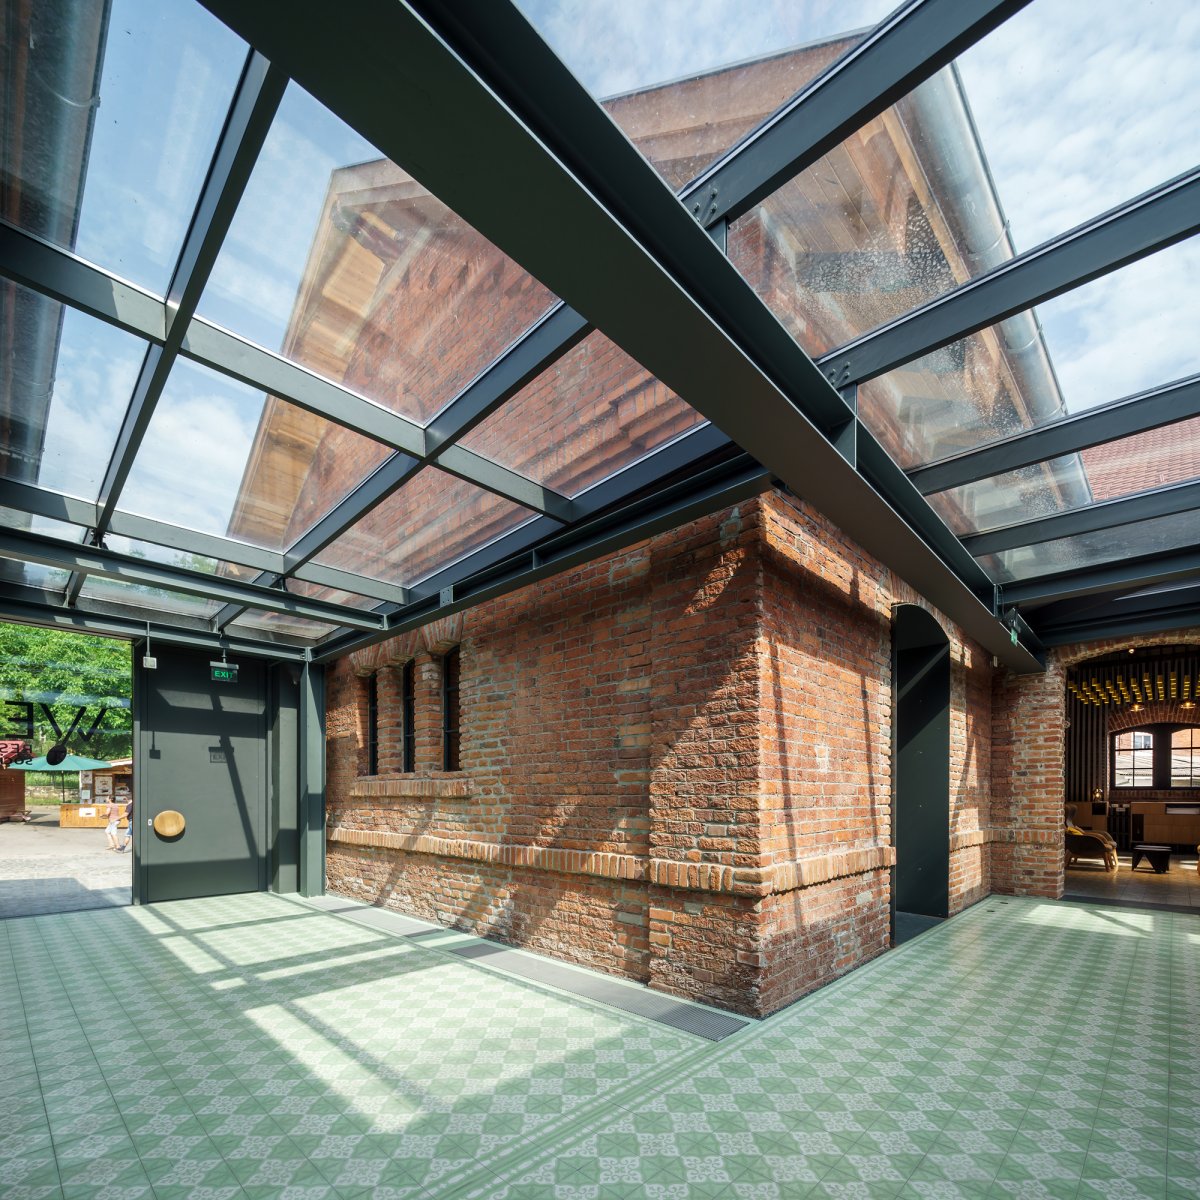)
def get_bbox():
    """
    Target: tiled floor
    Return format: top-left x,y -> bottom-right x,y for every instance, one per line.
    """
2,892 -> 1197,1199
1065,852 -> 1200,912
